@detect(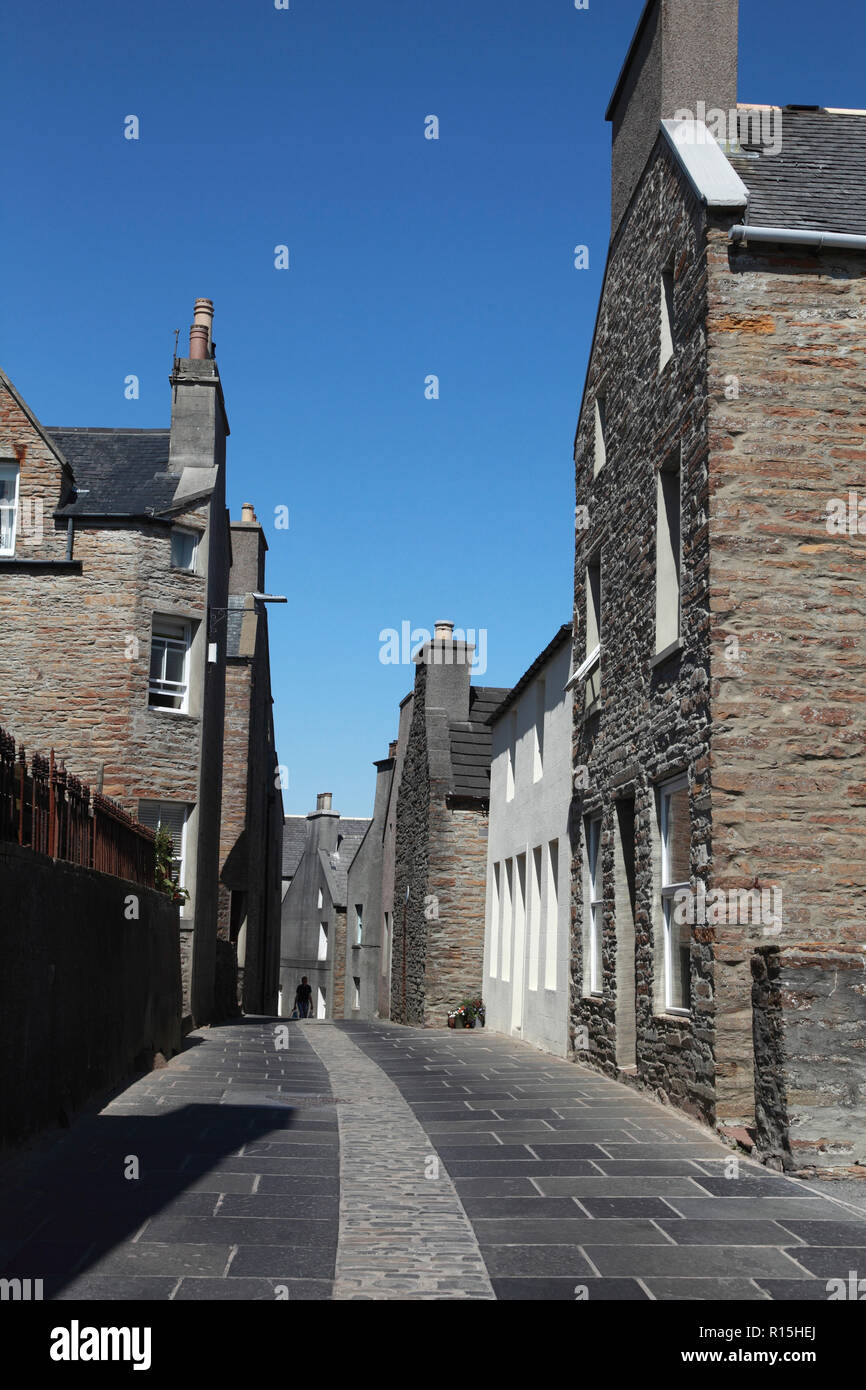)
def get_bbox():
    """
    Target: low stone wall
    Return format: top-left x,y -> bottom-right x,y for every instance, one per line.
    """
0,841 -> 182,1148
